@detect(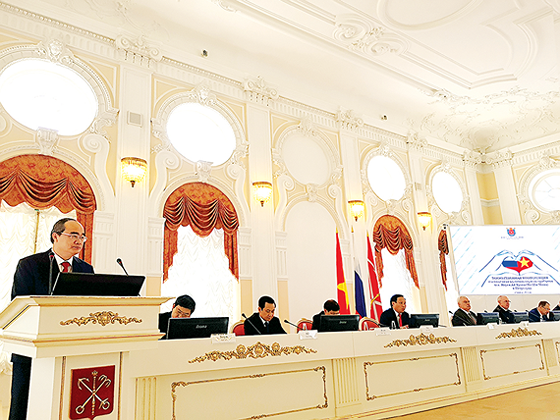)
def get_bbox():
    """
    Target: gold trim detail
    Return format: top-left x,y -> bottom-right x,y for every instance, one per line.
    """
495,327 -> 542,339
59,356 -> 66,420
384,333 -> 457,348
60,311 -> 142,327
171,366 -> 327,420
479,344 -> 545,380
188,341 -> 317,363
364,353 -> 461,400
